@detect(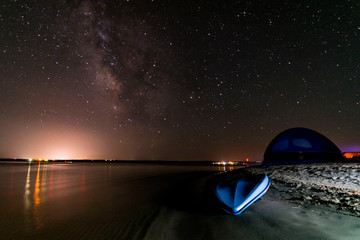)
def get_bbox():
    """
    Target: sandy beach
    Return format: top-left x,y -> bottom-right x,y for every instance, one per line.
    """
243,162 -> 360,217
143,162 -> 360,240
